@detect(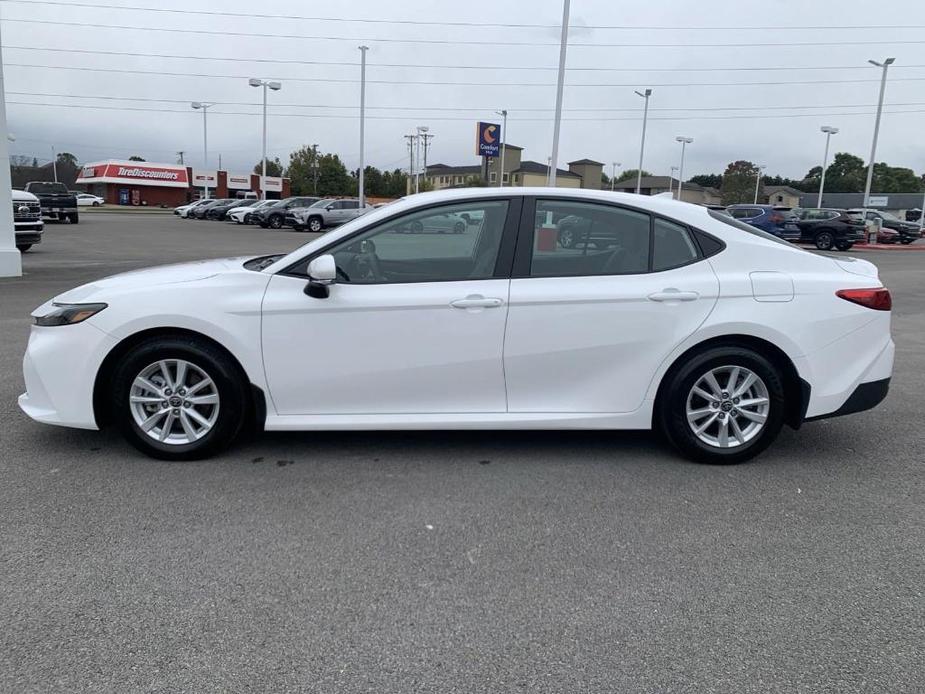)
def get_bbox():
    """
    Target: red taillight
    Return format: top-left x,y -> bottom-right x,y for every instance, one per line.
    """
769,213 -> 783,223
836,288 -> 892,311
